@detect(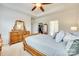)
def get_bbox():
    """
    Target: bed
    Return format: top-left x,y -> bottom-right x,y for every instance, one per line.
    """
23,32 -> 79,56
23,34 -> 67,56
